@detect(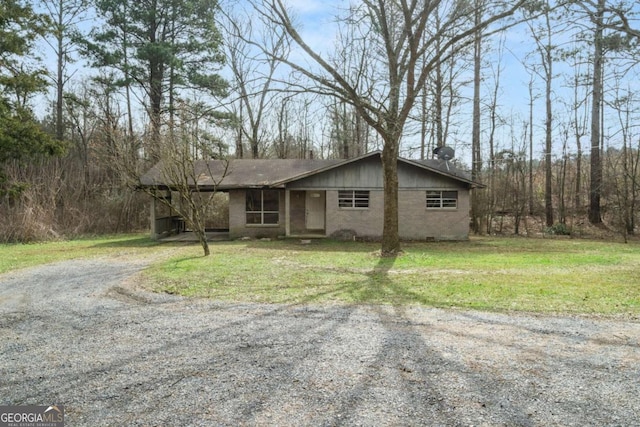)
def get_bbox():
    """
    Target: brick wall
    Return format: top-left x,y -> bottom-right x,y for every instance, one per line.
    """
398,190 -> 470,240
325,190 -> 384,238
